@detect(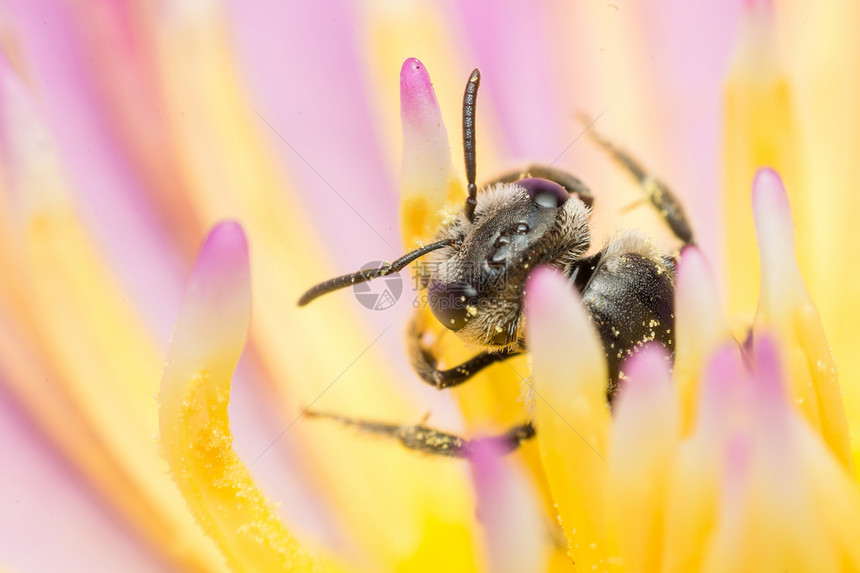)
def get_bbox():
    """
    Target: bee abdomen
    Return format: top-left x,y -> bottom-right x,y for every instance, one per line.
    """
575,248 -> 675,398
